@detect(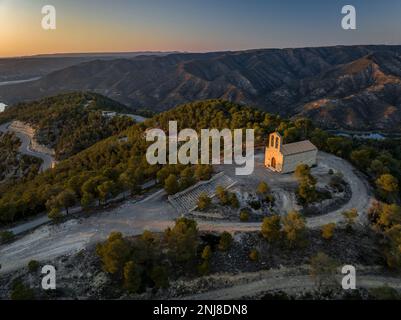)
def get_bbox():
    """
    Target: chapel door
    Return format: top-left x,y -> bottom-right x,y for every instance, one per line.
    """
271,157 -> 276,169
